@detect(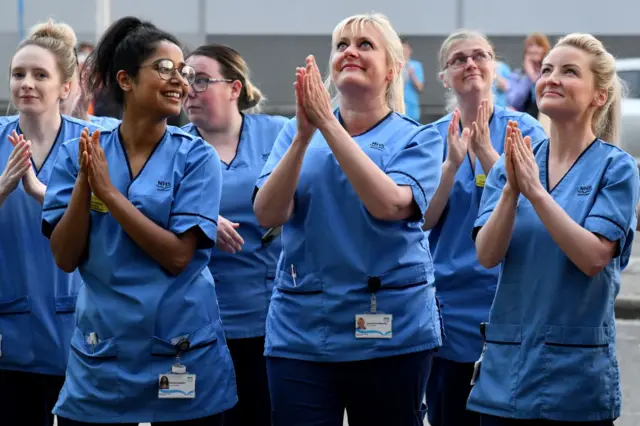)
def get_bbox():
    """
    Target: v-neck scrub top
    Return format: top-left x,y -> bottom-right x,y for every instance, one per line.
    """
467,138 -> 639,421
183,113 -> 287,339
41,125 -> 237,423
0,115 -> 97,376
255,110 -> 445,363
428,106 -> 547,362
